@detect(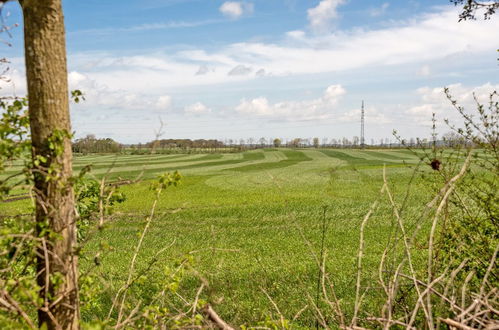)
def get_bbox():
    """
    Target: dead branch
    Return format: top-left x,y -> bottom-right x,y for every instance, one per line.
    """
203,305 -> 234,330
